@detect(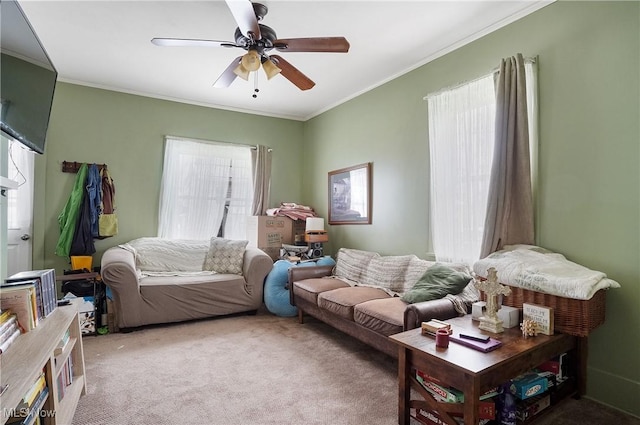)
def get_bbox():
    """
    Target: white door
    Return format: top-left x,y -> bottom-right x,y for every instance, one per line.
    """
7,142 -> 34,277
